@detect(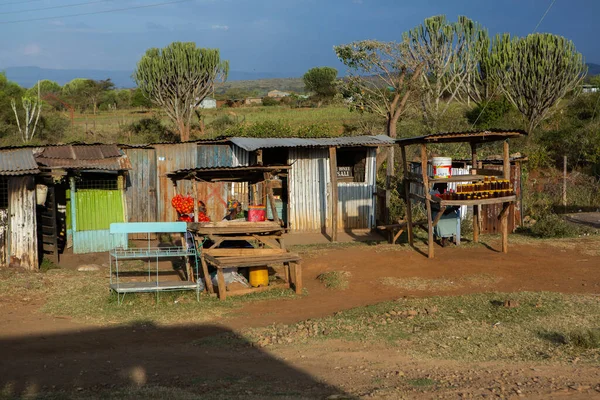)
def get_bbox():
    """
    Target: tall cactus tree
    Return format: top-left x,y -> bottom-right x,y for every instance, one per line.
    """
496,33 -> 586,138
11,81 -> 42,143
134,42 -> 229,141
403,15 -> 485,130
